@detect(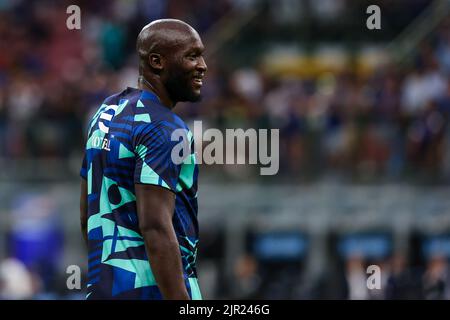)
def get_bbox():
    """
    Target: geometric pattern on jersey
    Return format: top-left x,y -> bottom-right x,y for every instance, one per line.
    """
80,87 -> 201,300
